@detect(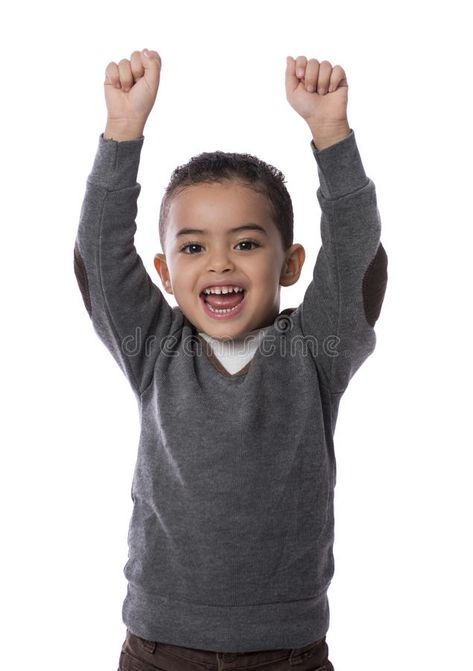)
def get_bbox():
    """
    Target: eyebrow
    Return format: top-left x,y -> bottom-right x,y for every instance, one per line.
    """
175,224 -> 268,238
